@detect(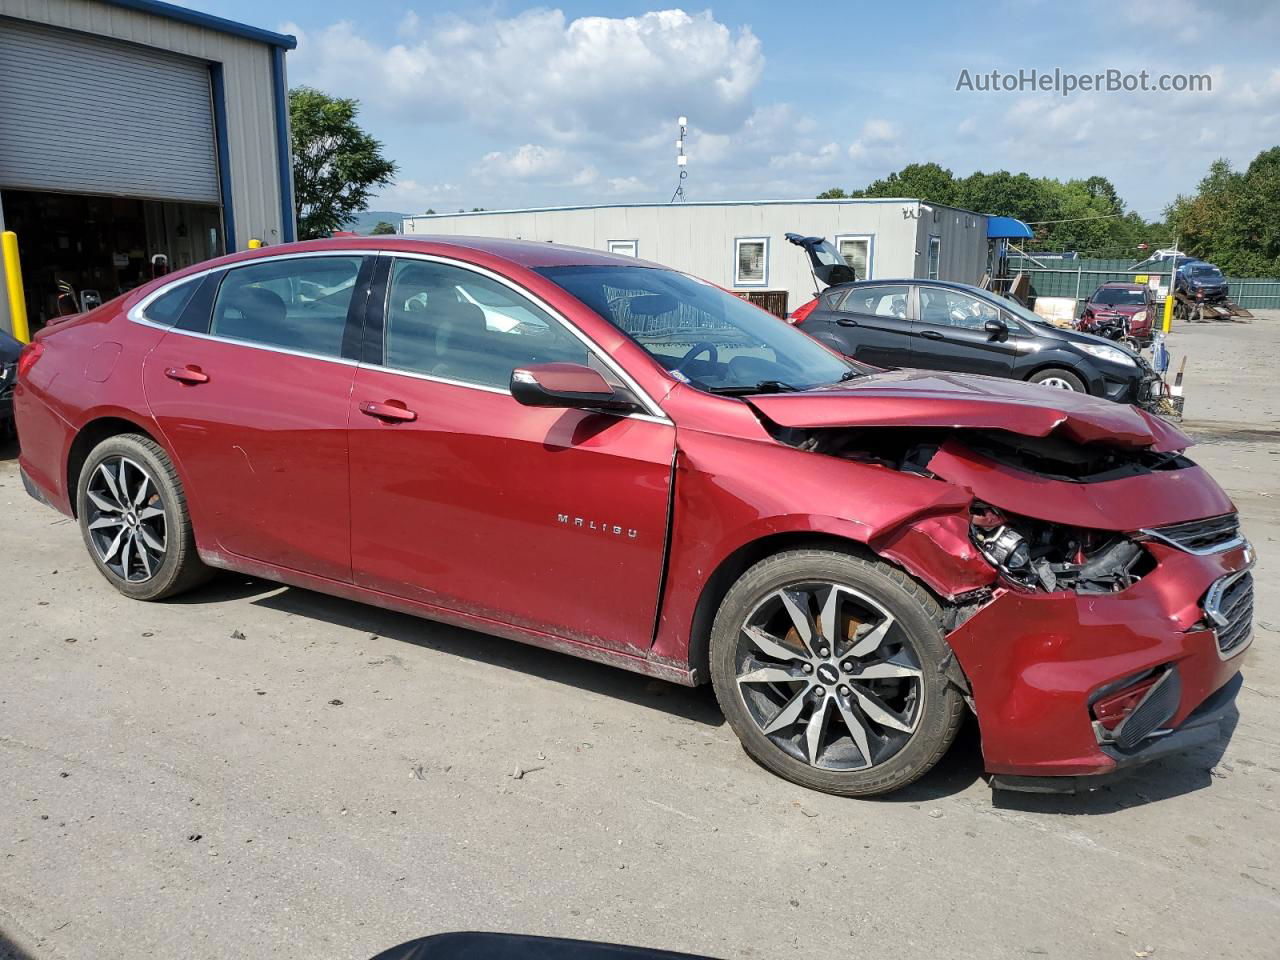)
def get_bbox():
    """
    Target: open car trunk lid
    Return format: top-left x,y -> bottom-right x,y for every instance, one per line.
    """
784,233 -> 857,287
